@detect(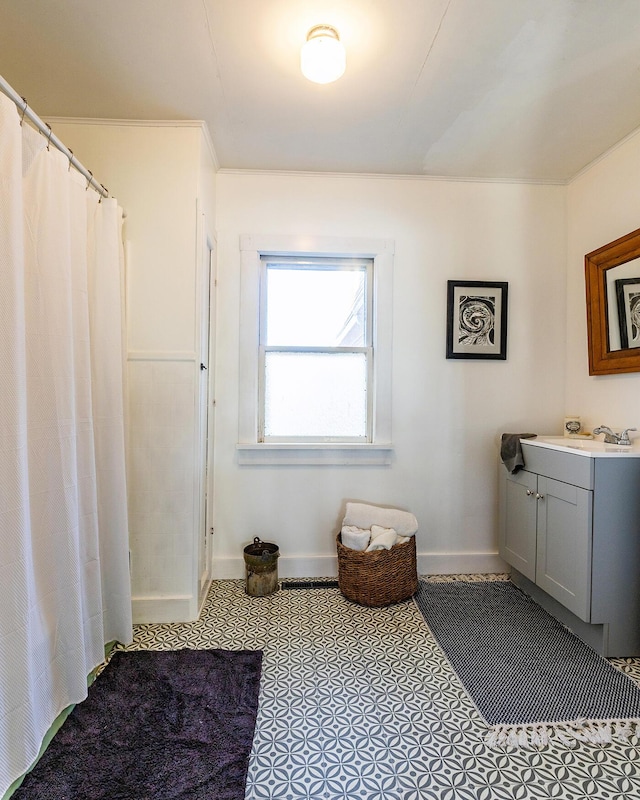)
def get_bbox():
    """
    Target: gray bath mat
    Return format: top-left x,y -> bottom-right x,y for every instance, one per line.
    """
414,580 -> 640,748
